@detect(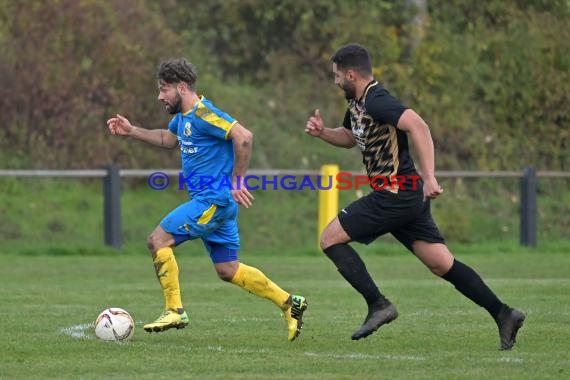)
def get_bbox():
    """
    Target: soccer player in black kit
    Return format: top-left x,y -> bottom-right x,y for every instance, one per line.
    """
305,43 -> 525,350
